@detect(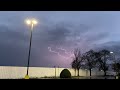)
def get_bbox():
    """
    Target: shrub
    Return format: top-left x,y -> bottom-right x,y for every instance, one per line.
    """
60,69 -> 71,78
